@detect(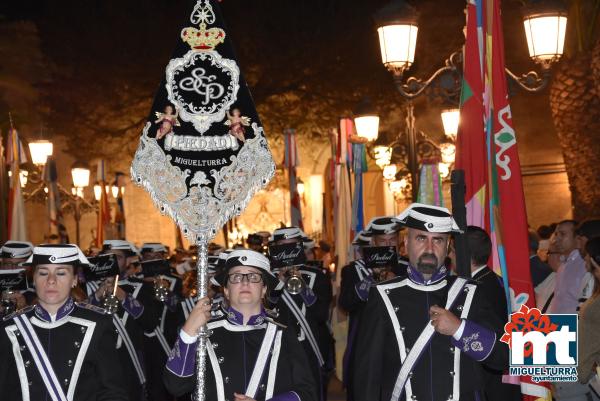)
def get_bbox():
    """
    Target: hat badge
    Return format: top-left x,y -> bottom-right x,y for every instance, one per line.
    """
427,223 -> 434,228
241,256 -> 247,261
